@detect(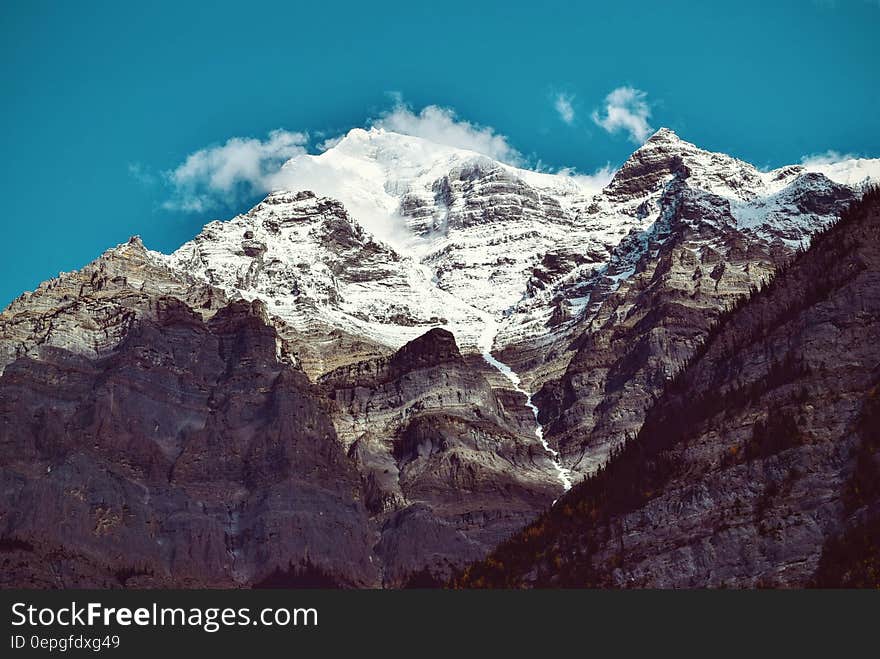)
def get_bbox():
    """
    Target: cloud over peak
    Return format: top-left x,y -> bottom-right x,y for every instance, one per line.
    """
555,163 -> 616,196
163,129 -> 308,212
800,149 -> 858,166
553,93 -> 575,125
153,96 -> 636,214
591,86 -> 654,144
372,101 -> 524,165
